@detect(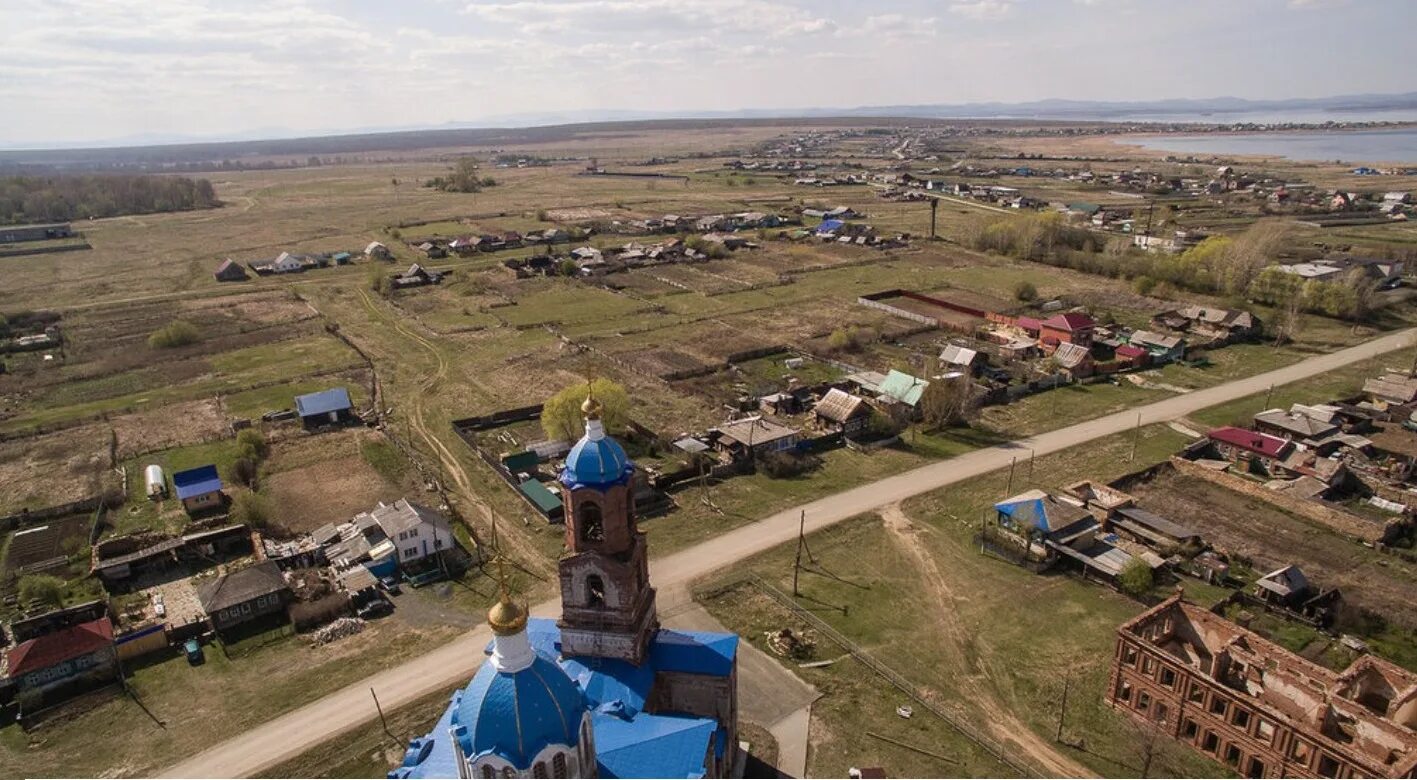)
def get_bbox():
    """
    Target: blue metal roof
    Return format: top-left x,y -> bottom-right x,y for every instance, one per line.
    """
593,711 -> 717,779
172,465 -> 222,500
294,387 -> 352,418
453,653 -> 585,767
816,218 -> 845,234
407,618 -> 739,778
650,629 -> 739,678
560,428 -> 633,489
